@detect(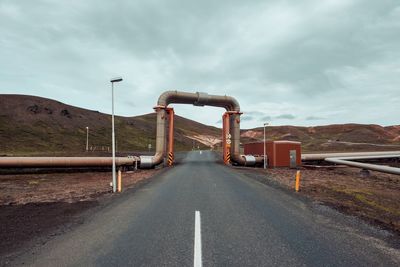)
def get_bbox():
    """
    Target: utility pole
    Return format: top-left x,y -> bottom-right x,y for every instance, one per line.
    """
86,126 -> 89,152
110,77 -> 123,193
263,122 -> 269,169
